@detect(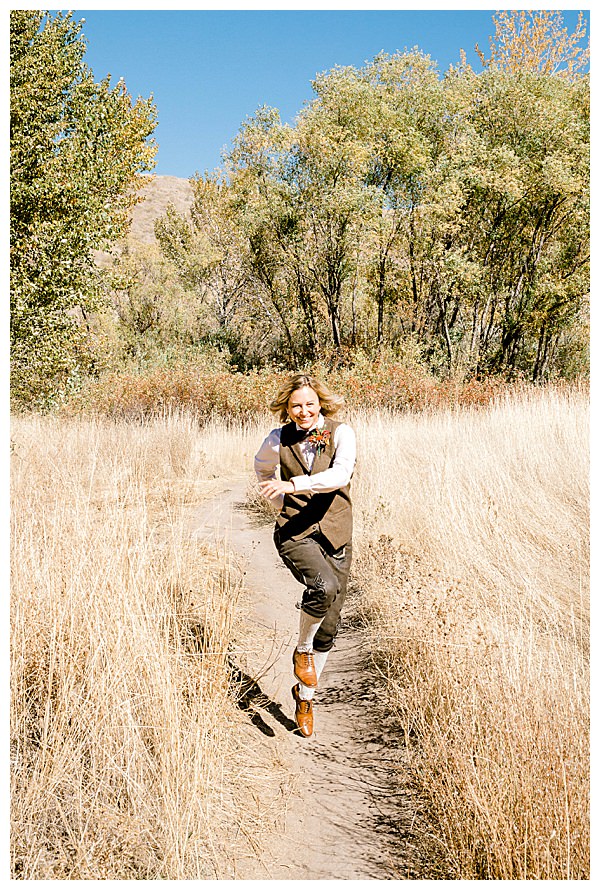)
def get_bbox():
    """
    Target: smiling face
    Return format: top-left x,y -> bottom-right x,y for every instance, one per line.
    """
287,385 -> 321,430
